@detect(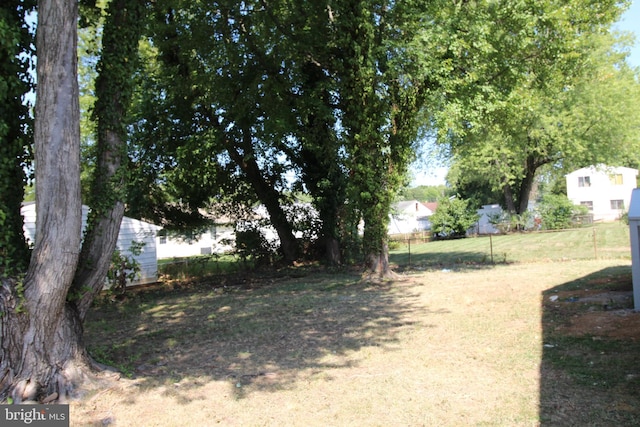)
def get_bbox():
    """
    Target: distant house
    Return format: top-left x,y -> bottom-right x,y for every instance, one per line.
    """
21,203 -> 160,286
156,222 -> 236,259
566,165 -> 638,221
388,200 -> 434,235
424,202 -> 439,214
155,203 -> 317,259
